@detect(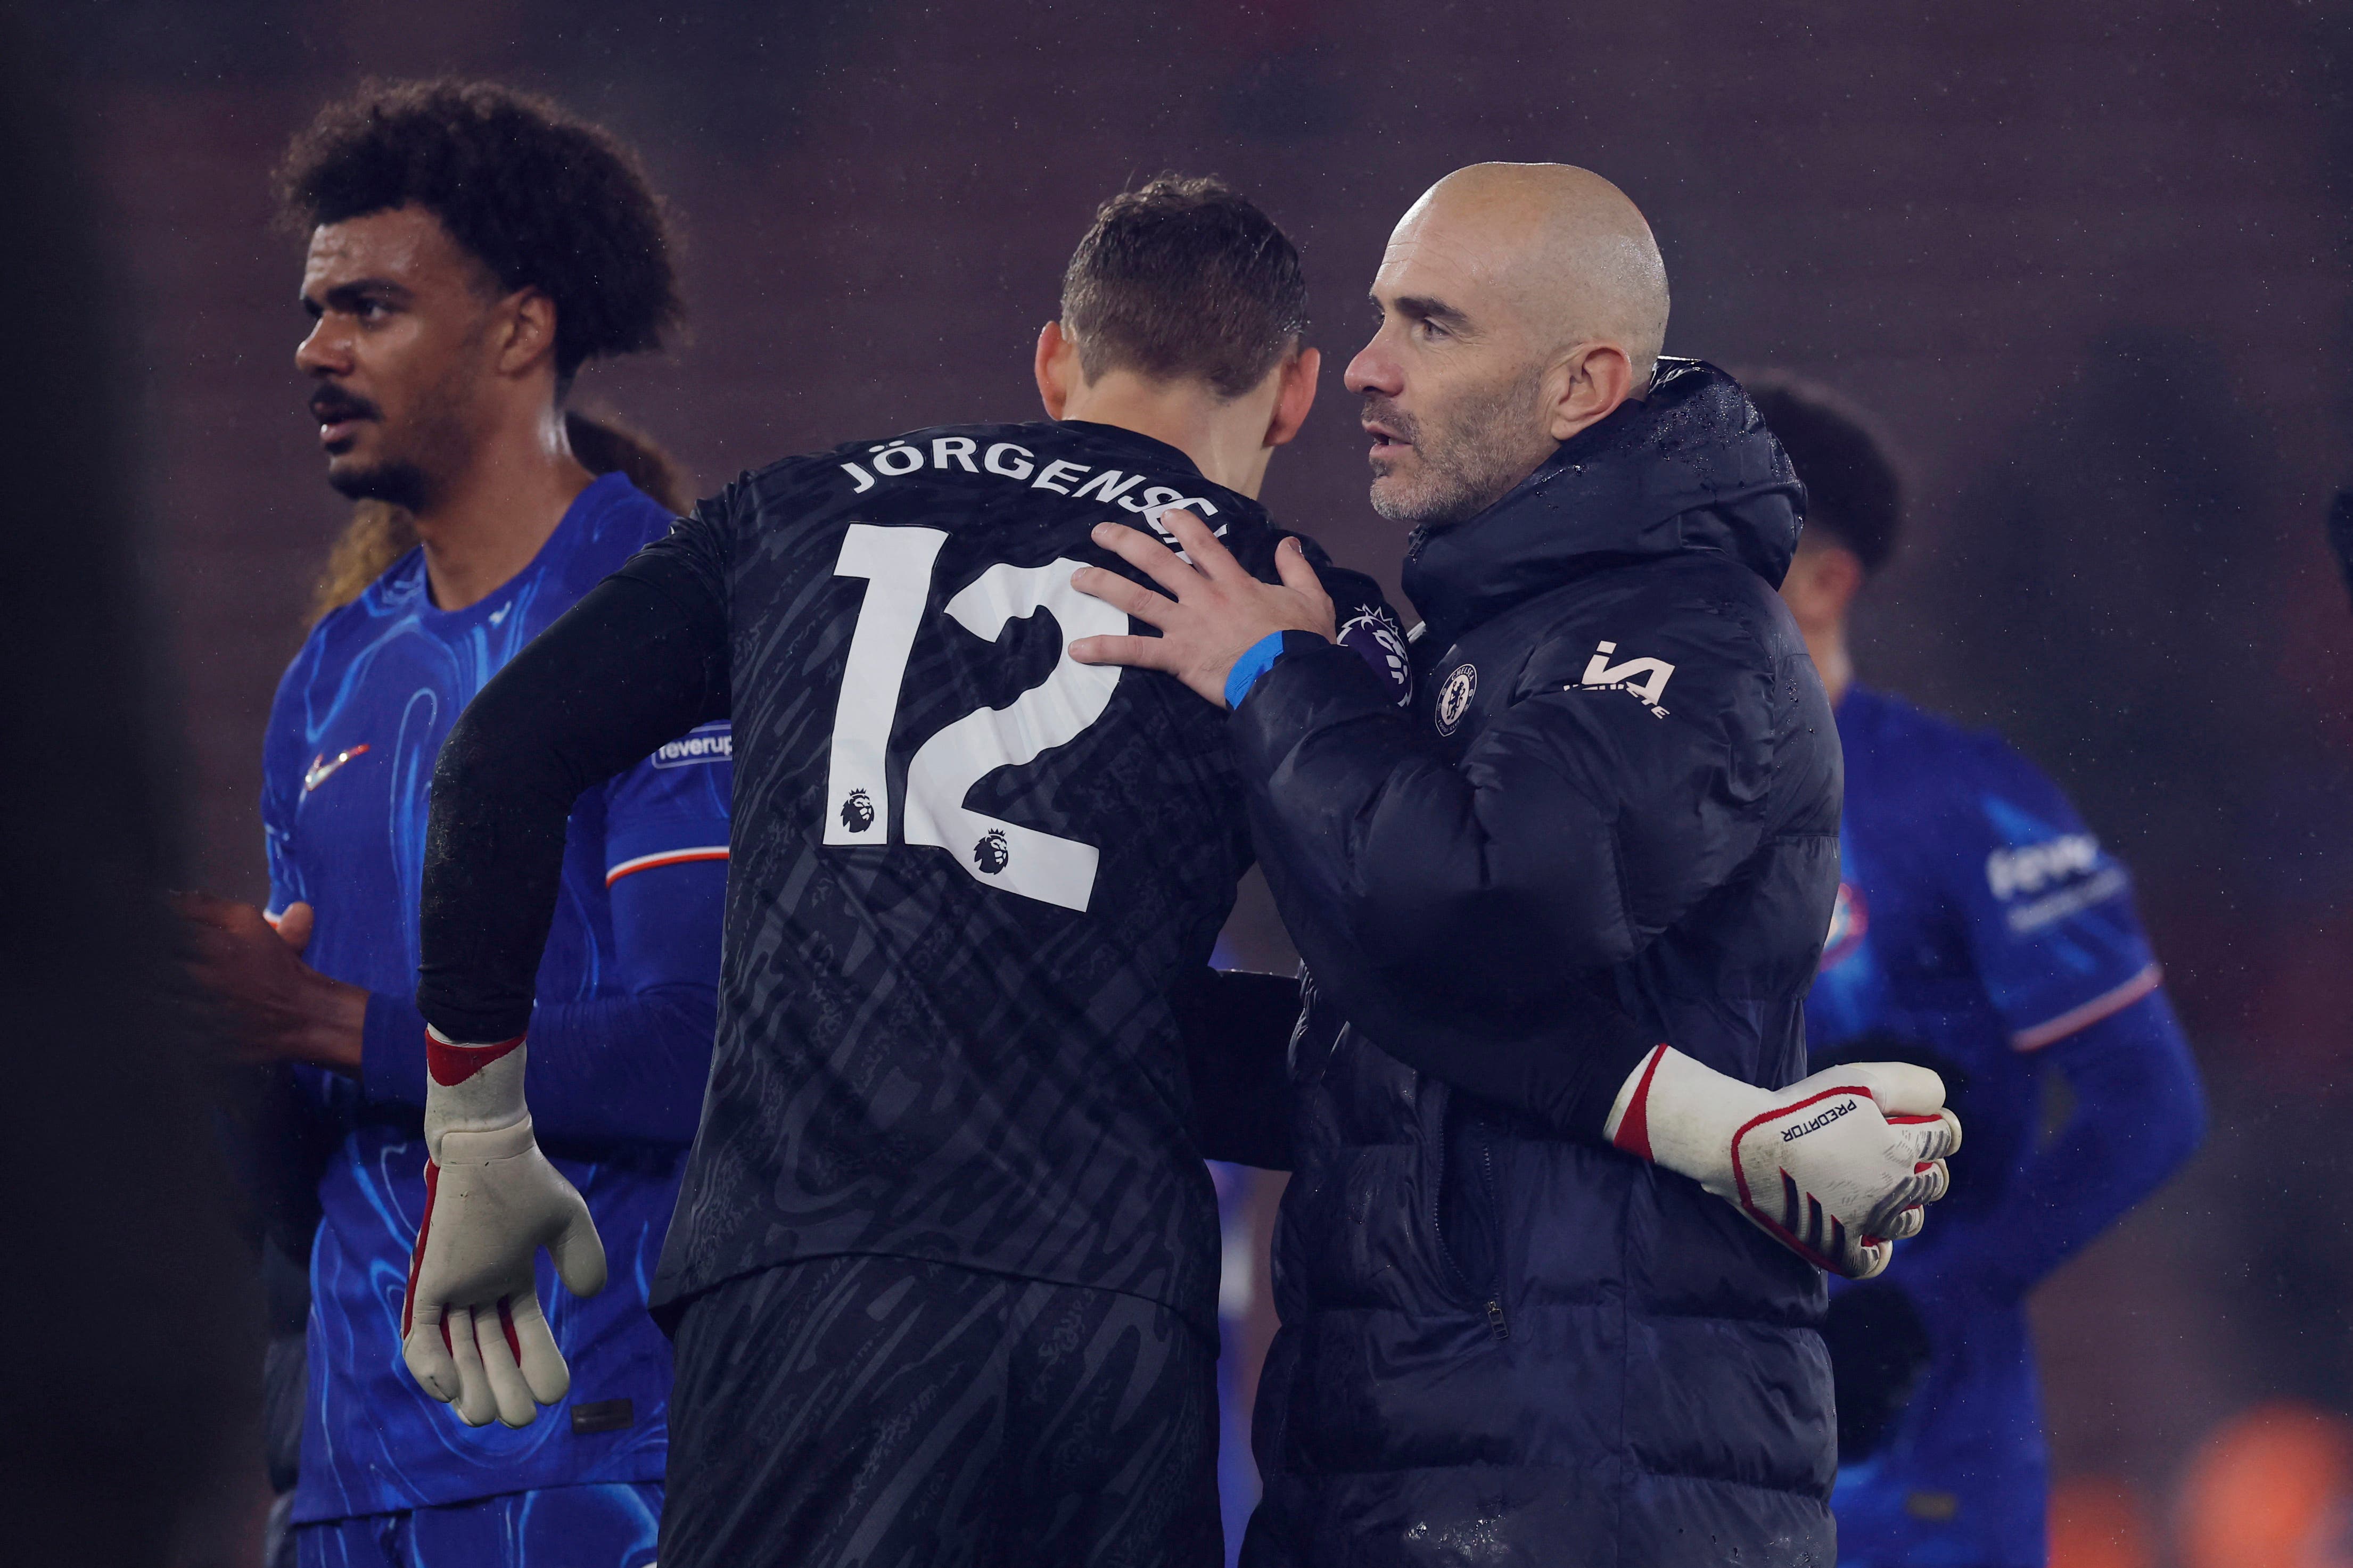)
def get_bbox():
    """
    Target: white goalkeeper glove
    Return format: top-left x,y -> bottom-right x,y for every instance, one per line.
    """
1605,1045 -> 1962,1280
400,1027 -> 606,1428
